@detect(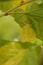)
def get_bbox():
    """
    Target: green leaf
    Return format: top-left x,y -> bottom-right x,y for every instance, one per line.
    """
14,4 -> 43,42
0,12 -> 21,41
14,8 -> 28,27
0,1 -> 12,11
26,7 -> 43,41
34,0 -> 42,4
0,39 -> 11,47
